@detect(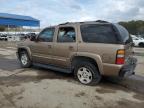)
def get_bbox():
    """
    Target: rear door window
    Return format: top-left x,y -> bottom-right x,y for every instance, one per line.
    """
57,27 -> 76,42
80,24 -> 118,44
